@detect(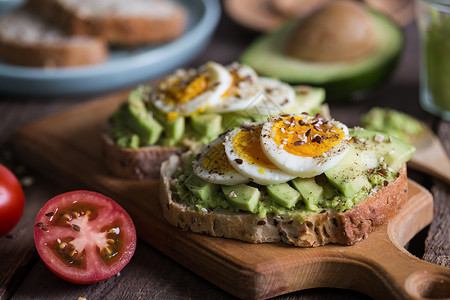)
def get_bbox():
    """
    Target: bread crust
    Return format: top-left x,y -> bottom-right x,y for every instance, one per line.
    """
160,153 -> 409,247
102,133 -> 185,180
0,38 -> 107,68
28,0 -> 187,46
0,8 -> 107,67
